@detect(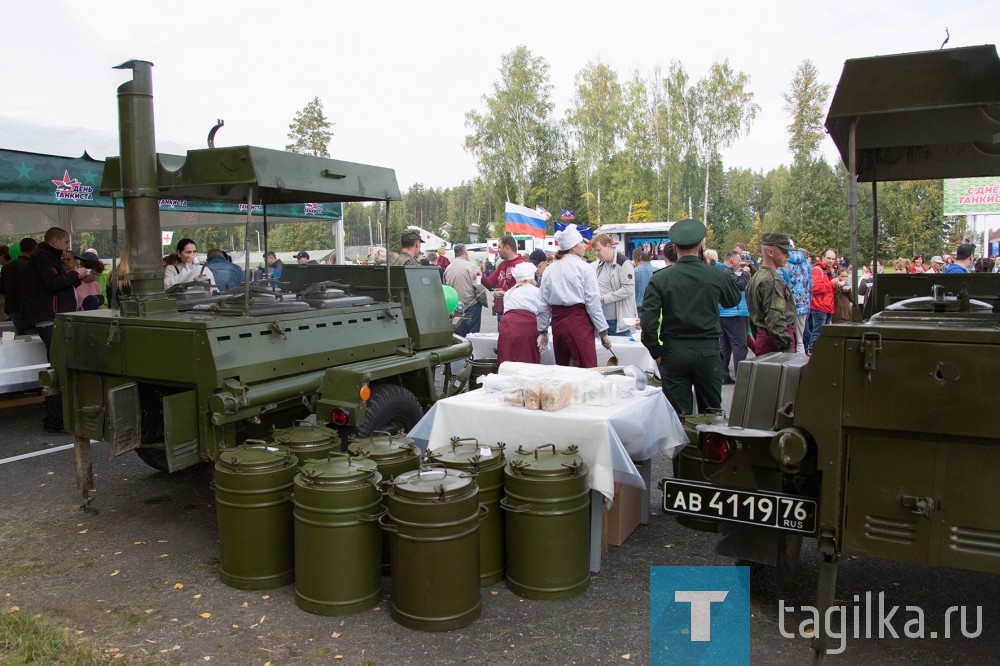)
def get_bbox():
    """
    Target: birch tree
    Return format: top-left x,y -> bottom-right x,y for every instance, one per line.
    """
690,60 -> 759,227
464,46 -> 556,206
566,61 -> 625,224
783,60 -> 831,164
